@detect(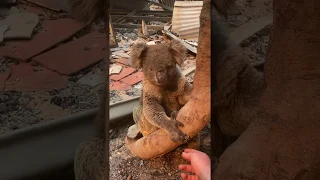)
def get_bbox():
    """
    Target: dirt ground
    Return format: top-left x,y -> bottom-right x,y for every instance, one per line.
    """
109,0 -> 272,179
